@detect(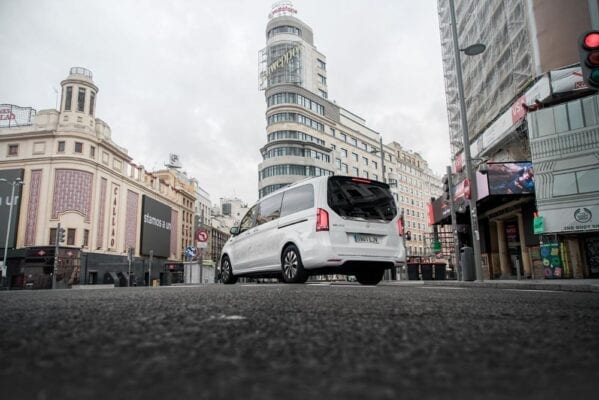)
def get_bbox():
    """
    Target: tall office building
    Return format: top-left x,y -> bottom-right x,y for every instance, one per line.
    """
436,0 -> 597,278
257,2 -> 388,199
